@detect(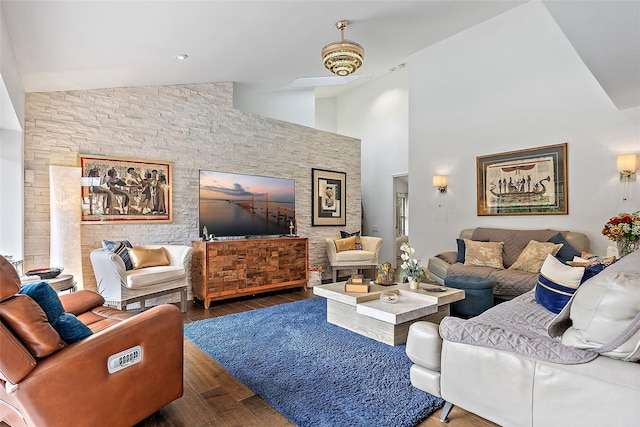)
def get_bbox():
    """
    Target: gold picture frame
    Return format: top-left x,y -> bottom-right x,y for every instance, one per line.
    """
312,168 -> 346,226
476,143 -> 568,216
79,154 -> 172,223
